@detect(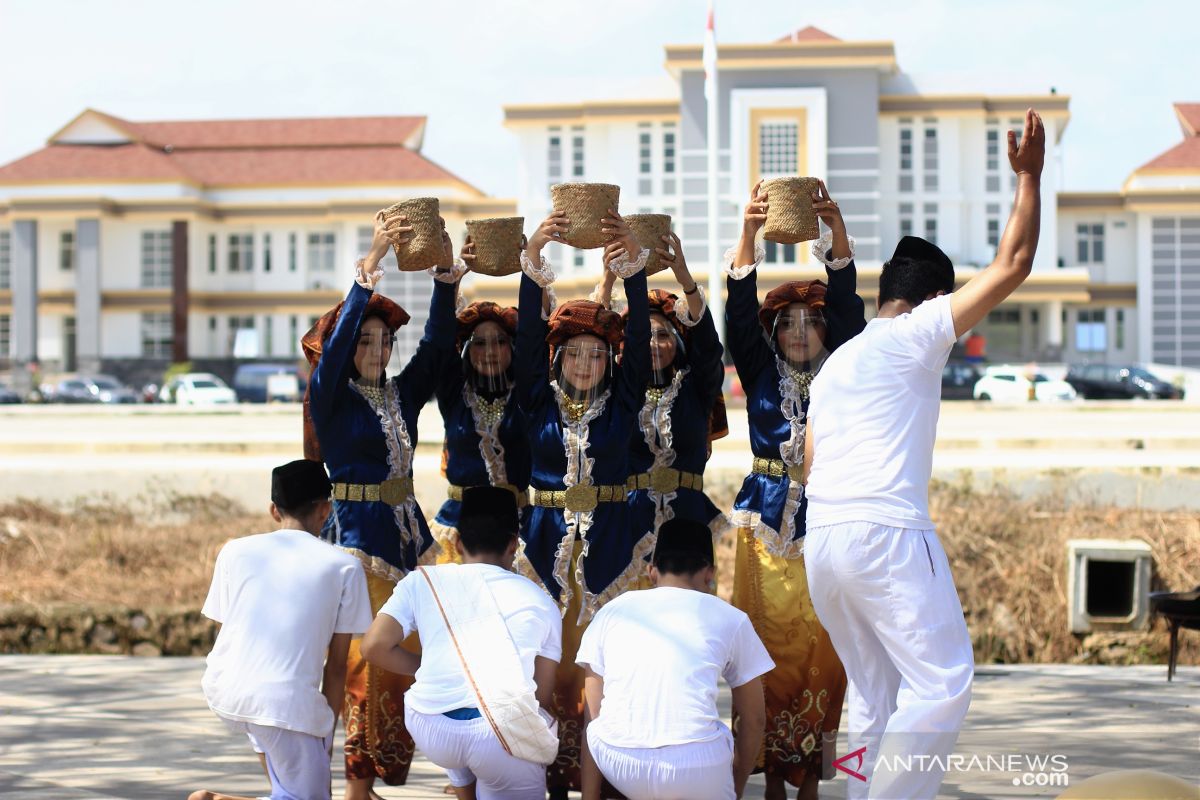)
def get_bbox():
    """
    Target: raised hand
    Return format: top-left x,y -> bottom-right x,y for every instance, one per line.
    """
600,209 -> 641,258
601,241 -> 626,275
1008,108 -> 1045,179
460,238 -> 476,271
437,216 -> 454,269
527,211 -> 569,258
742,180 -> 768,237
370,210 -> 413,264
810,179 -> 851,261
656,231 -> 691,282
